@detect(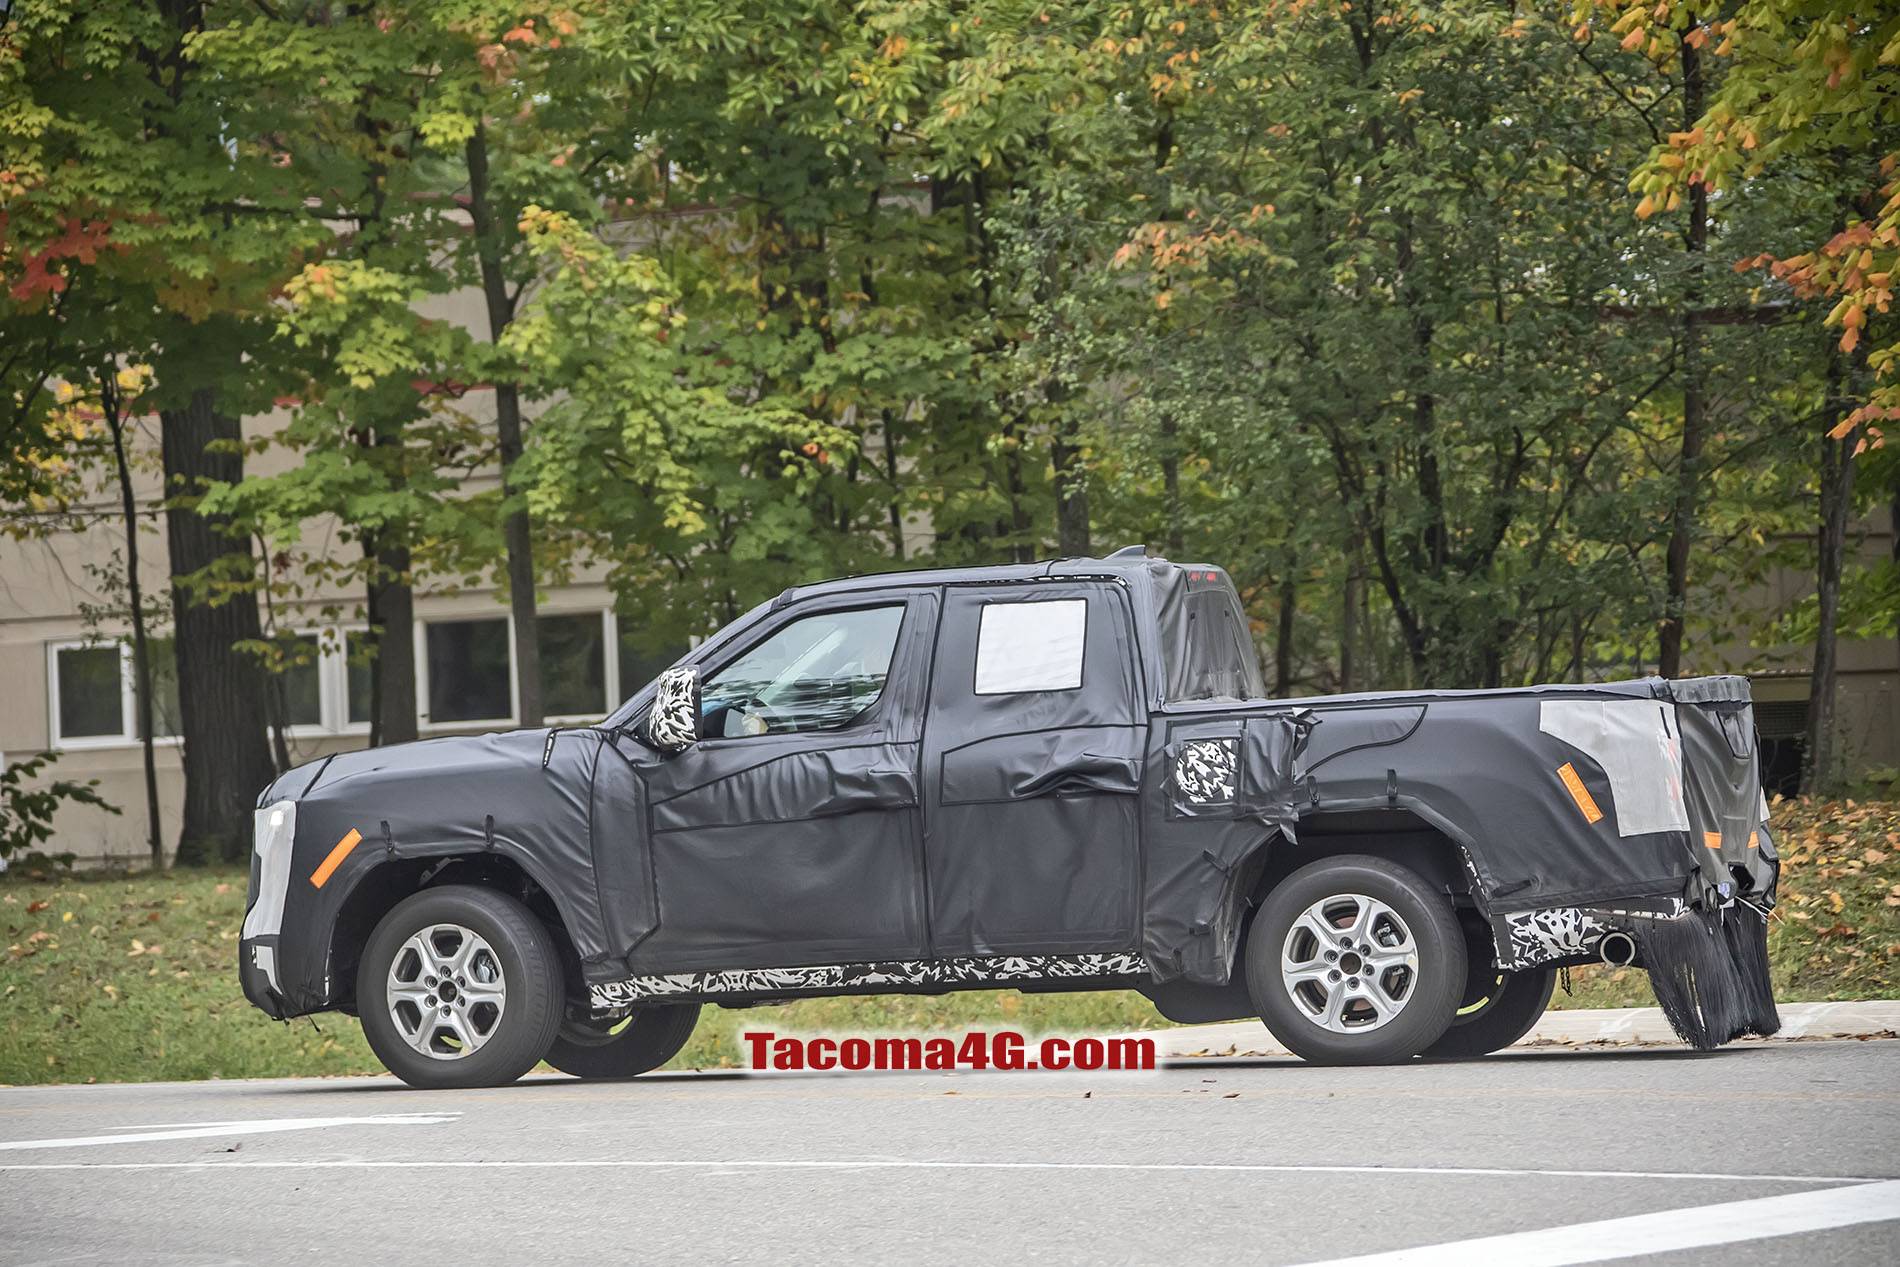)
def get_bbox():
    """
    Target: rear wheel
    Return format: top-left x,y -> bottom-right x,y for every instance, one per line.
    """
544,1004 -> 702,1079
357,885 -> 565,1090
1422,963 -> 1556,1059
1246,854 -> 1466,1065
